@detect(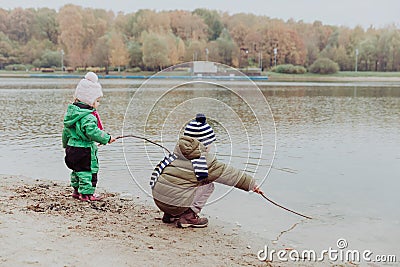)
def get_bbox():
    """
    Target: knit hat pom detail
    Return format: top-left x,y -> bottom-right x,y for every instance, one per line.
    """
73,72 -> 103,105
85,71 -> 98,83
